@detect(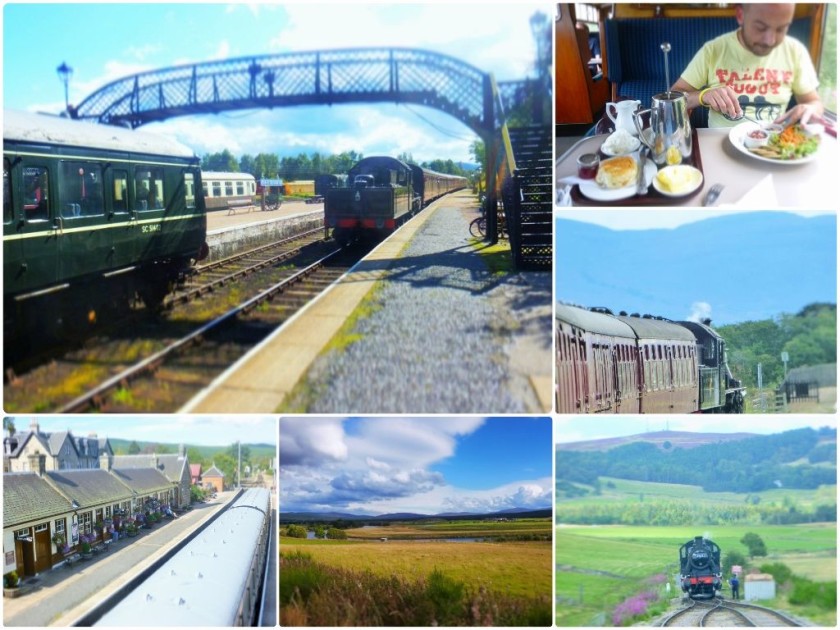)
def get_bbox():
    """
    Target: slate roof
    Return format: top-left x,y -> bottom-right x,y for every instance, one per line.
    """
4,431 -> 51,458
112,454 -> 187,482
203,465 -> 225,478
111,468 -> 173,494
45,469 -> 133,508
785,363 -> 836,386
3,473 -> 73,528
